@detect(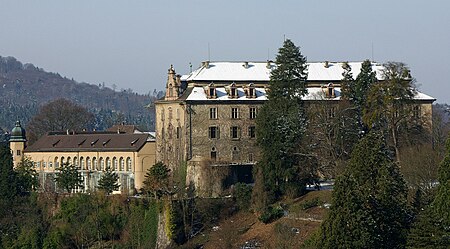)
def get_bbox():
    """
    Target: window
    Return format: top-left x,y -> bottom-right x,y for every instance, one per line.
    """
211,147 -> 217,161
100,158 -> 105,171
168,107 -> 173,120
120,157 -> 124,171
249,107 -> 257,119
248,126 -> 256,138
16,150 -> 21,156
231,108 -> 239,119
80,157 -> 85,169
229,83 -> 237,98
176,108 -> 180,120
232,147 -> 240,161
86,157 -> 91,170
93,157 -> 98,170
73,157 -> 78,167
231,126 -> 240,139
176,127 -> 181,139
49,162 -> 53,168
327,107 -> 336,118
126,157 -> 132,172
43,162 -> 47,168
209,126 -> 219,139
113,157 -> 118,171
210,107 -> 217,119
248,153 -> 254,162
106,157 -> 111,170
